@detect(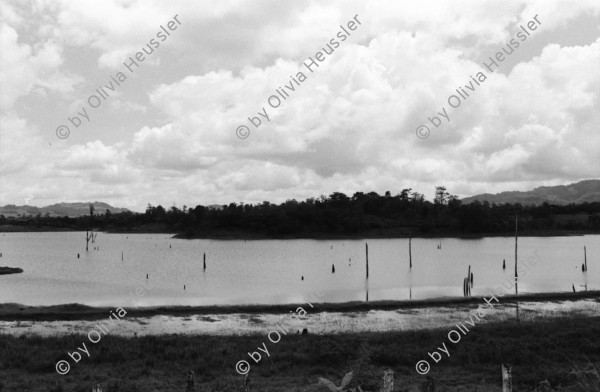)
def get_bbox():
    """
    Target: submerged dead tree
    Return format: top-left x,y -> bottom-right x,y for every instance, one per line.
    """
514,214 -> 518,295
409,233 -> 412,268
365,243 -> 369,279
583,246 -> 588,291
463,265 -> 473,297
85,204 -> 95,251
514,213 -> 520,322
85,230 -> 92,251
